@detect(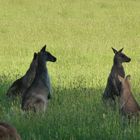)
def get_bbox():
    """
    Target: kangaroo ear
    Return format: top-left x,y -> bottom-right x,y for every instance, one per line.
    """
118,48 -> 124,53
118,75 -> 124,82
41,45 -> 46,52
112,48 -> 118,54
33,52 -> 37,59
126,75 -> 131,81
